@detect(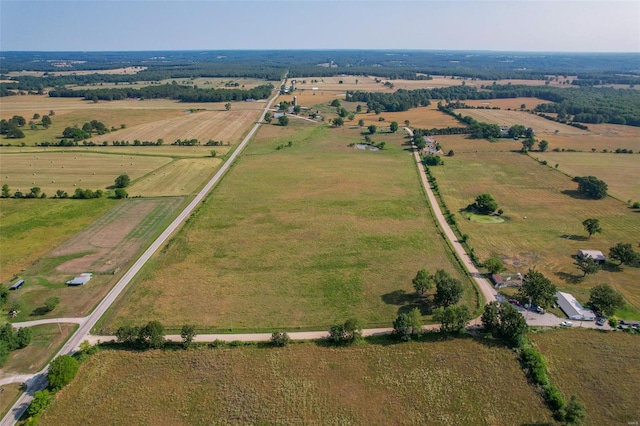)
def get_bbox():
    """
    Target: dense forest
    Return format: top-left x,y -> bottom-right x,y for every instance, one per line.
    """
48,84 -> 274,102
347,84 -> 640,127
